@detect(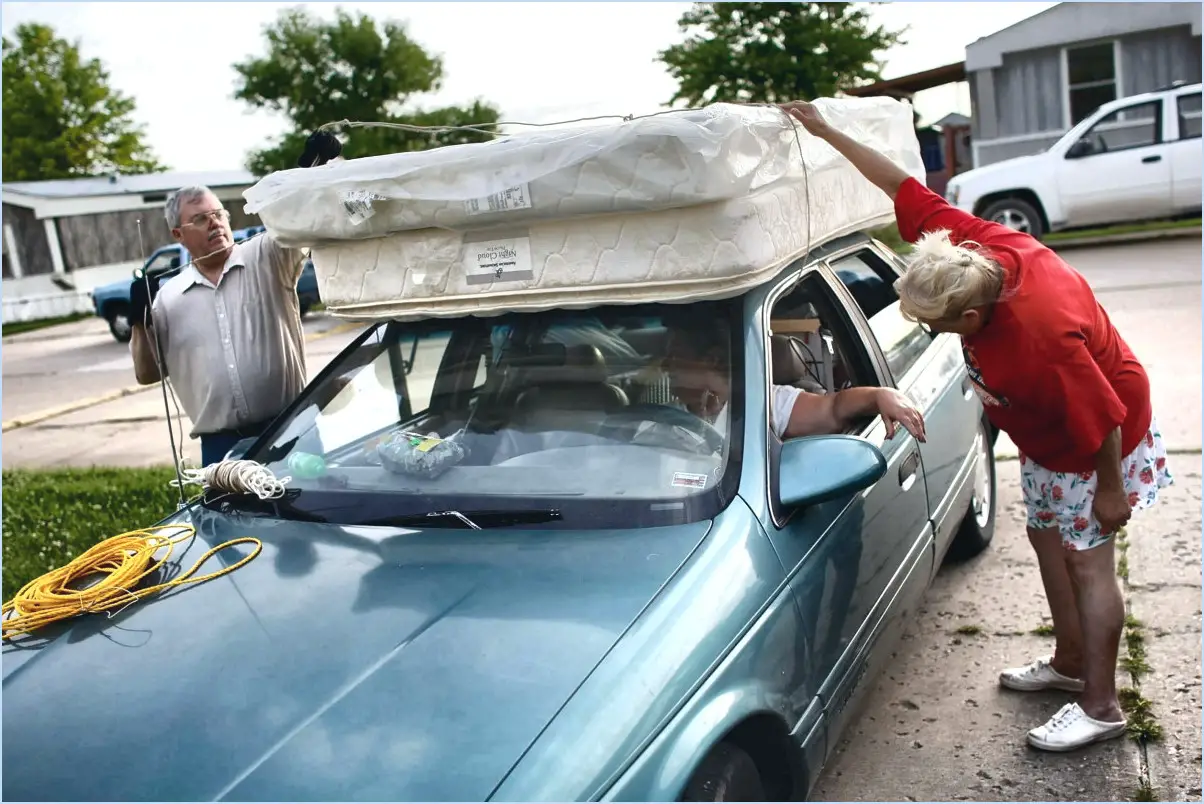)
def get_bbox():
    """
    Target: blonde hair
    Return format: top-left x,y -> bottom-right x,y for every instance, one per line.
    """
894,229 -> 1006,322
